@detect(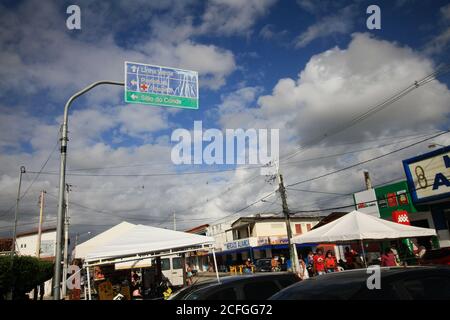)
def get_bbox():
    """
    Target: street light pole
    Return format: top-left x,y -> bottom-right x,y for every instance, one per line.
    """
62,183 -> 71,298
53,80 -> 124,300
9,165 -> 26,300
